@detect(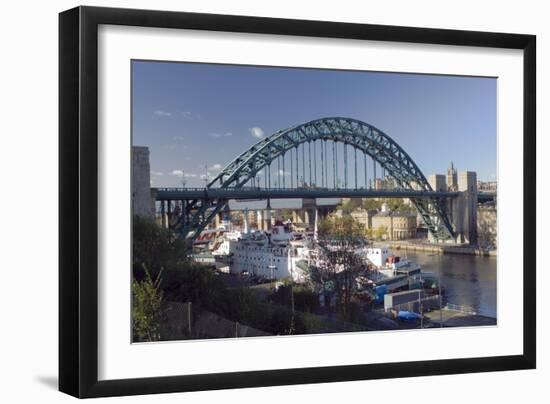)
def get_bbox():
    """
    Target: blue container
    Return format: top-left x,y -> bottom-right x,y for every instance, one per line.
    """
373,285 -> 388,304
397,311 -> 421,321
